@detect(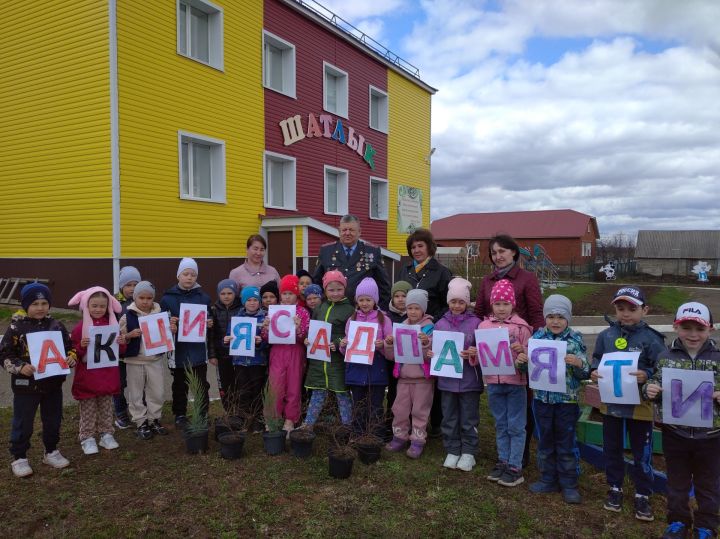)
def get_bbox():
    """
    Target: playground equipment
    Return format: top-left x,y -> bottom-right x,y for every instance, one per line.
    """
518,244 -> 559,290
